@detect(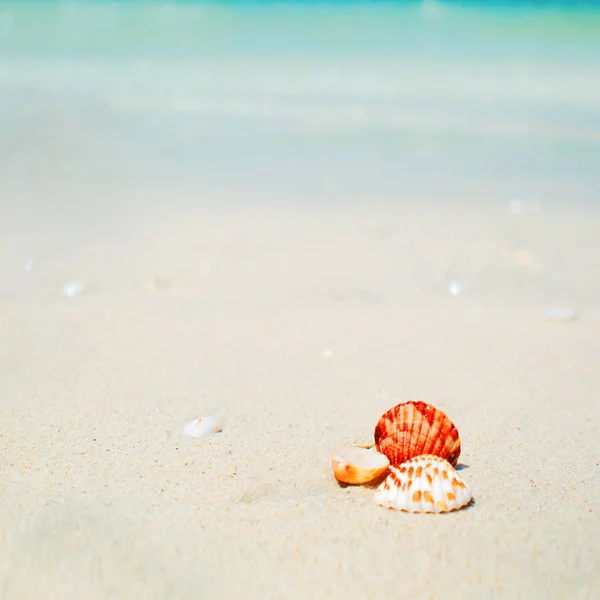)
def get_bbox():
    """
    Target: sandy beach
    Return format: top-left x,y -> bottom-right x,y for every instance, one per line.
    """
2,0 -> 600,596
1,184 -> 599,599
